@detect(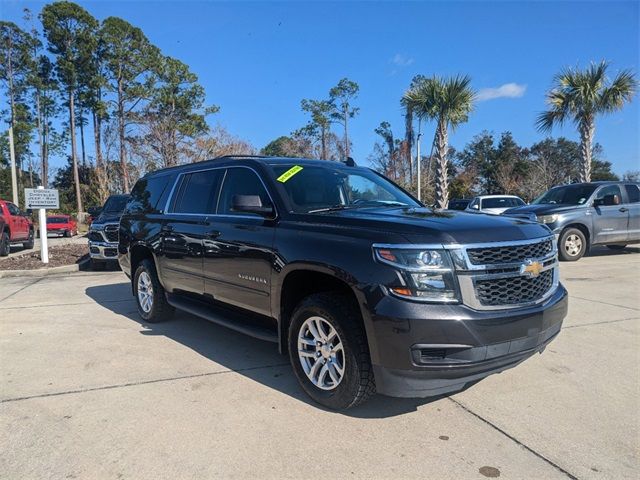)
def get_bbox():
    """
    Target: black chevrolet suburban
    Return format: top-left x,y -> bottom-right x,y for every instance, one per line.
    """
118,156 -> 568,410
